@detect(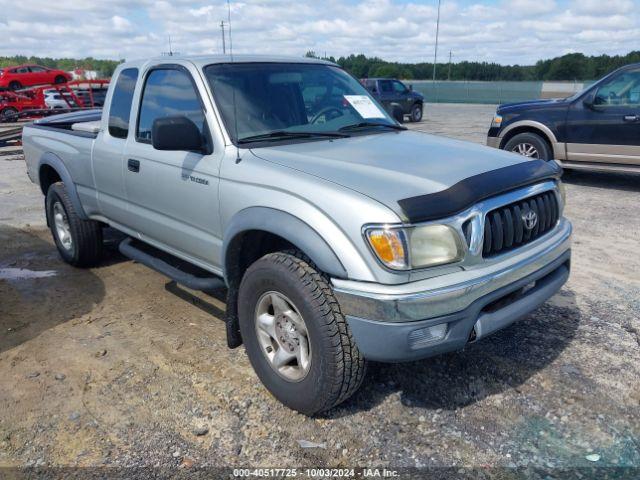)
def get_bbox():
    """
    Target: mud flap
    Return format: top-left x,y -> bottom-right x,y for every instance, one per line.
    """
225,284 -> 243,349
